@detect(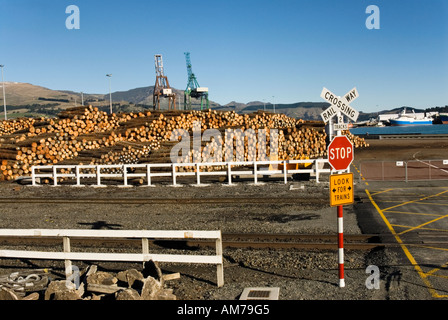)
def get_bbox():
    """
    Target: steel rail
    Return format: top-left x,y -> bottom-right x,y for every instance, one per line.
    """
0,233 -> 414,251
0,197 -> 326,205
